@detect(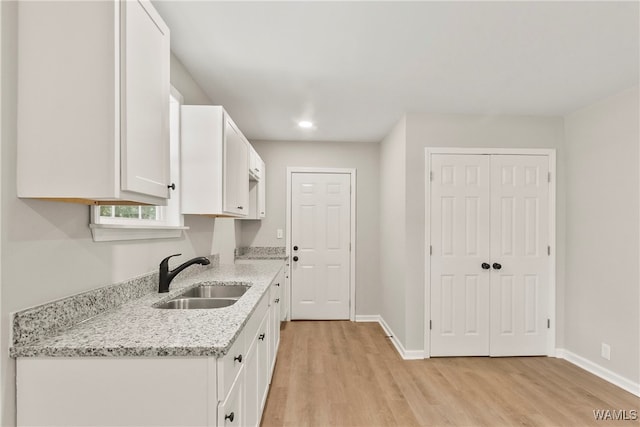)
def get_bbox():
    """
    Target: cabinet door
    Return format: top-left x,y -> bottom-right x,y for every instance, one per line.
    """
243,337 -> 259,427
218,372 -> 243,427
257,310 -> 270,414
269,282 -> 281,380
223,119 -> 249,215
258,159 -> 266,218
121,0 -> 170,200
